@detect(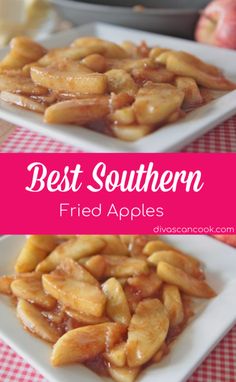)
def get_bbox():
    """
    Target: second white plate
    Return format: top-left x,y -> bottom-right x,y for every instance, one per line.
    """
0,23 -> 236,152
